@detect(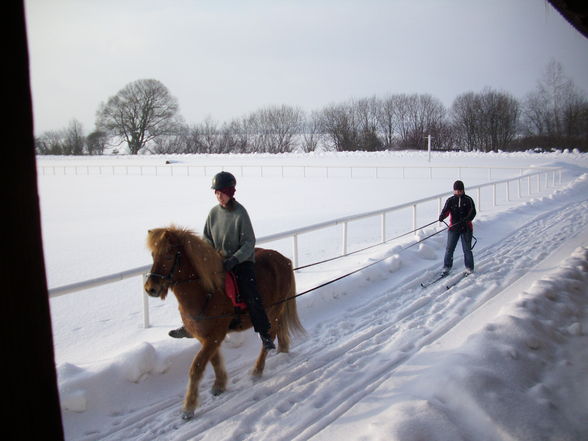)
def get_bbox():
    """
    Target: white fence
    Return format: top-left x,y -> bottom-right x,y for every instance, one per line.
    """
47,166 -> 563,328
39,162 -> 543,180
